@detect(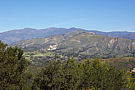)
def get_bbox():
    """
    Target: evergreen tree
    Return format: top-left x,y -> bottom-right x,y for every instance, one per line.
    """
32,58 -> 130,89
0,41 -> 29,89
